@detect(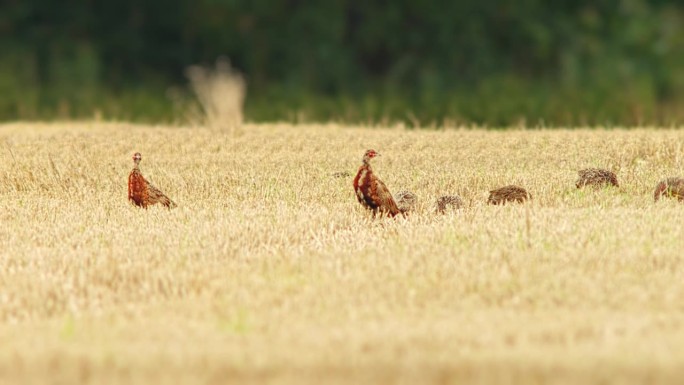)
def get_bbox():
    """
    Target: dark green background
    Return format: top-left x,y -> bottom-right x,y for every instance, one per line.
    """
2,0 -> 684,126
